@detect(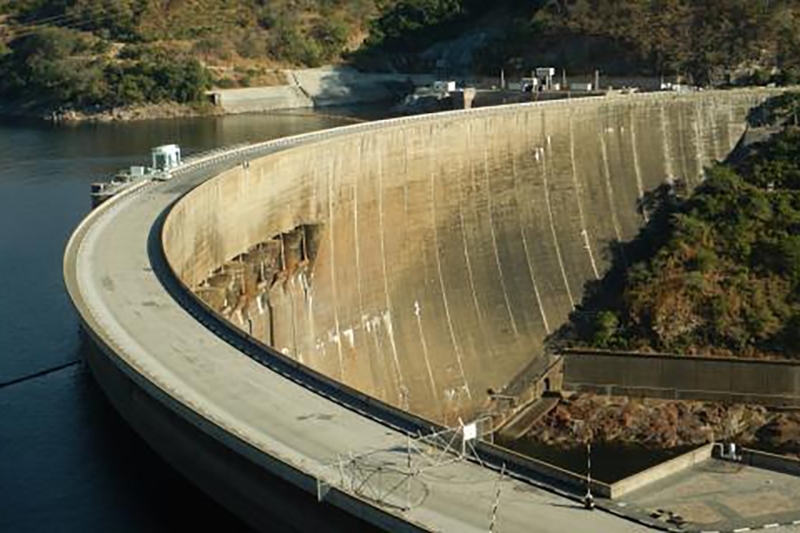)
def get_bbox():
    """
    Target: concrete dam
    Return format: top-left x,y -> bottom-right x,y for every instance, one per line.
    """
162,90 -> 771,426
